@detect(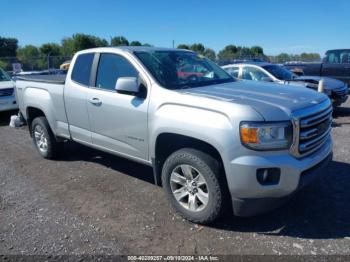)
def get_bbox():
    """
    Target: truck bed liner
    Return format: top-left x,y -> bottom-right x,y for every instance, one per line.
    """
16,75 -> 66,84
